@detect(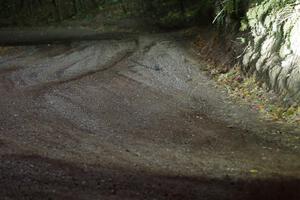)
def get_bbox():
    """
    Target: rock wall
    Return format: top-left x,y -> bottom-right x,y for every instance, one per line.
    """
242,0 -> 300,104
